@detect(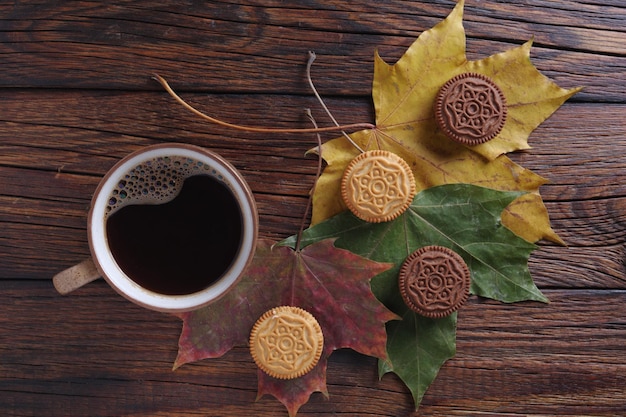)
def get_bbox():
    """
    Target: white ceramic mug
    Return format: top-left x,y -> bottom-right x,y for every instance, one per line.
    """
53,143 -> 258,312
